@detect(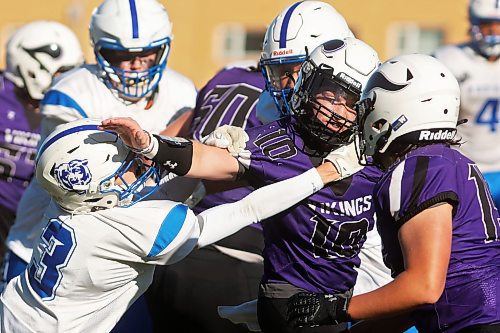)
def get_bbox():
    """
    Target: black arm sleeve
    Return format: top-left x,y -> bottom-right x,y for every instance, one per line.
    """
152,135 -> 194,176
